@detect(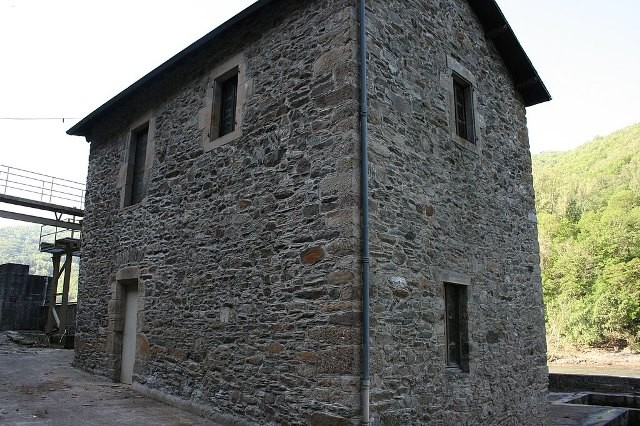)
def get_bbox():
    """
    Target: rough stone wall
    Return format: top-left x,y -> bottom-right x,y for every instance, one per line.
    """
76,0 -> 550,423
74,128 -> 123,374
75,0 -> 363,424
365,0 -> 549,425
